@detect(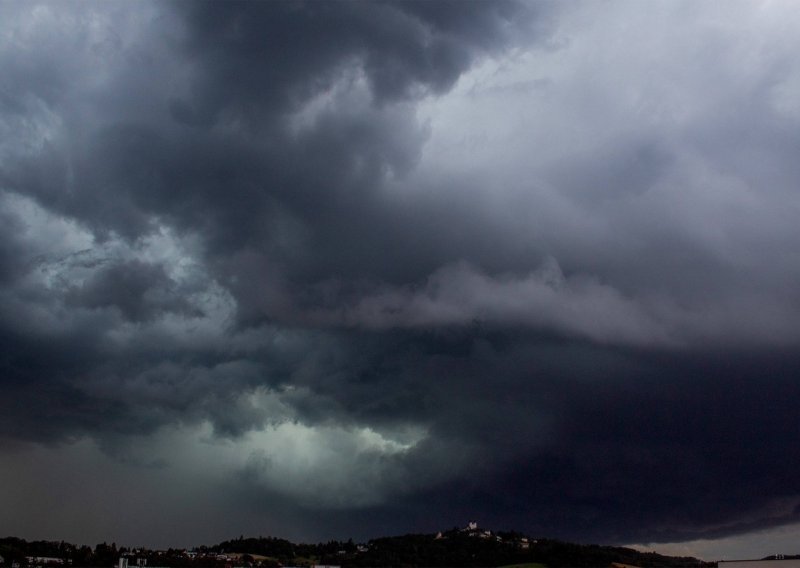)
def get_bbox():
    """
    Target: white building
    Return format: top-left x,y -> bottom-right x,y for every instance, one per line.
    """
26,558 -> 63,566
